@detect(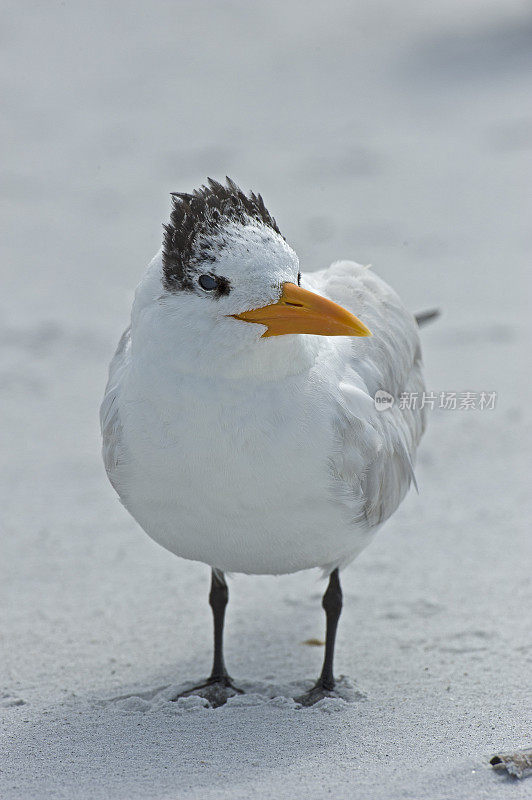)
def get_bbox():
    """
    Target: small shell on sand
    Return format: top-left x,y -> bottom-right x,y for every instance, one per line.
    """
490,748 -> 532,779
